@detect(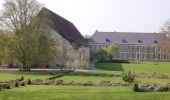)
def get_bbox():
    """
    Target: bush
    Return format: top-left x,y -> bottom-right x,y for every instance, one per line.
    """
21,76 -> 24,81
15,82 -> 19,87
27,79 -> 31,85
21,82 -> 25,86
122,71 -> 135,83
6,85 -> 10,89
133,83 -> 139,92
48,74 -> 63,80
